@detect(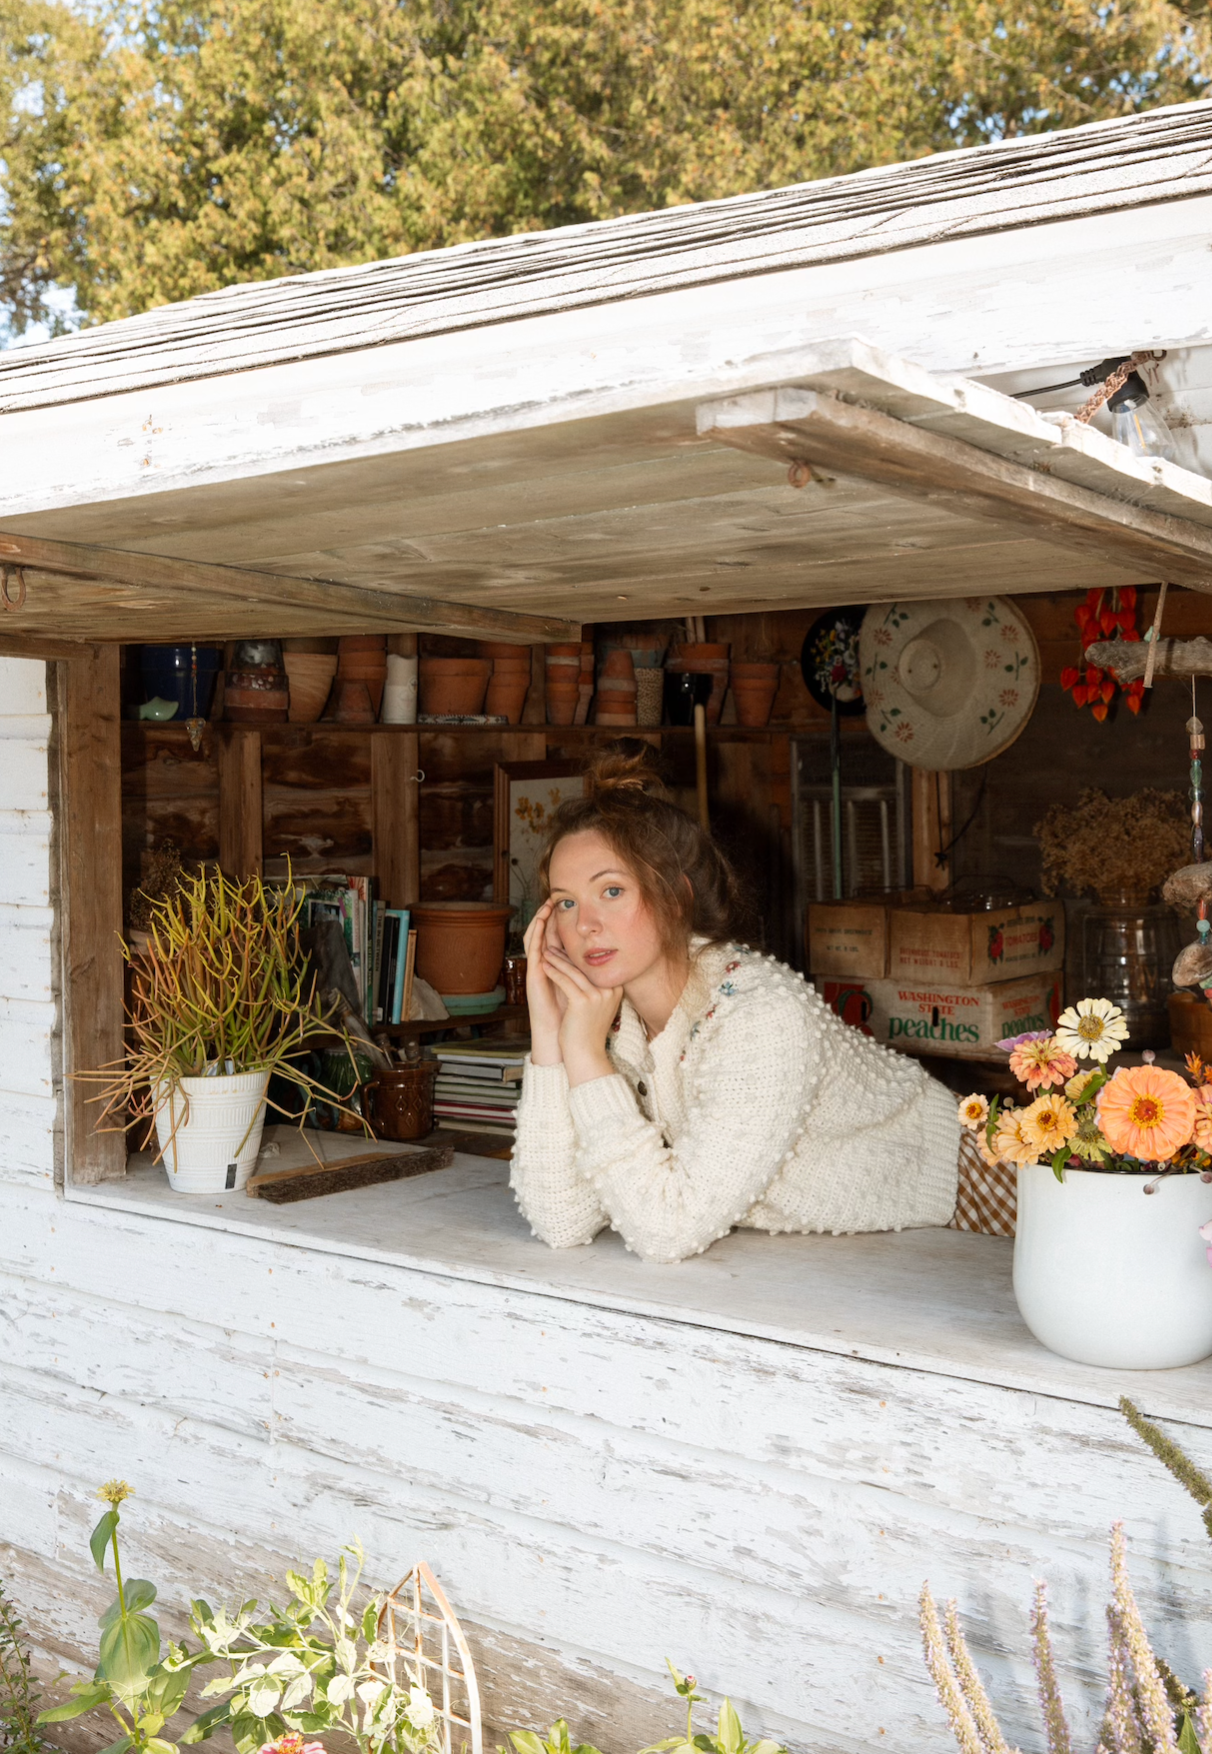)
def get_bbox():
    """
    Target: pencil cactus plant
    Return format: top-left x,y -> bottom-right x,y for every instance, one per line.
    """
79,865 -> 358,1145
